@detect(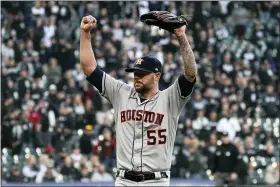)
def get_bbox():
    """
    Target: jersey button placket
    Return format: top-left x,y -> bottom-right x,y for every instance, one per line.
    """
133,103 -> 144,170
